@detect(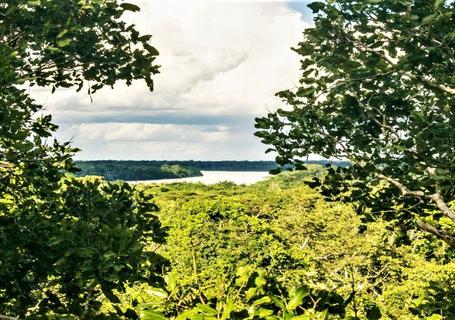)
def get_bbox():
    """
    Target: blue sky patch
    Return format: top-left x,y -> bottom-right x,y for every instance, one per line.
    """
287,1 -> 313,22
